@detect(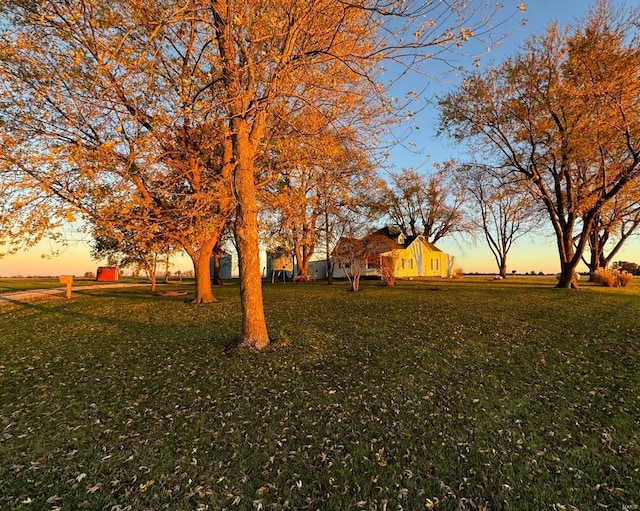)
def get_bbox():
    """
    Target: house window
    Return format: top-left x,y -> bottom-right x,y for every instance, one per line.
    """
431,258 -> 439,271
402,258 -> 413,269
